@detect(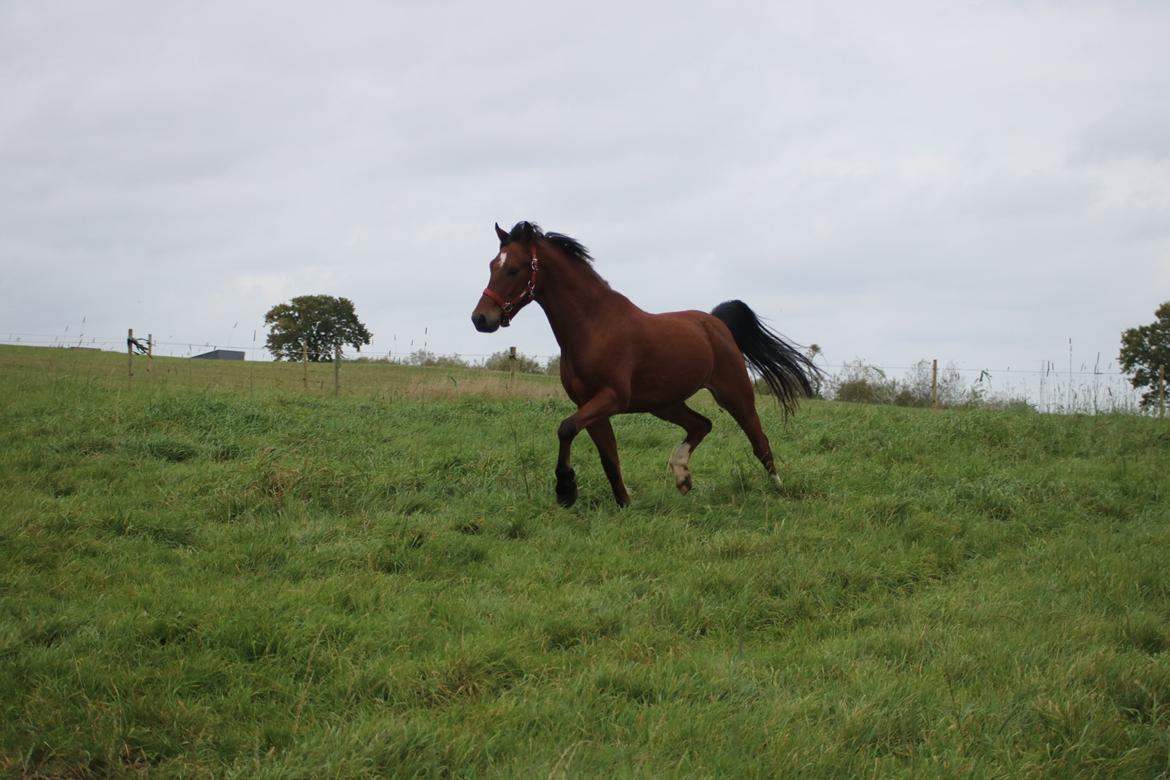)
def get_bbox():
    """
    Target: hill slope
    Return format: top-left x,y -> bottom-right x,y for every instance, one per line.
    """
1,347 -> 1168,777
